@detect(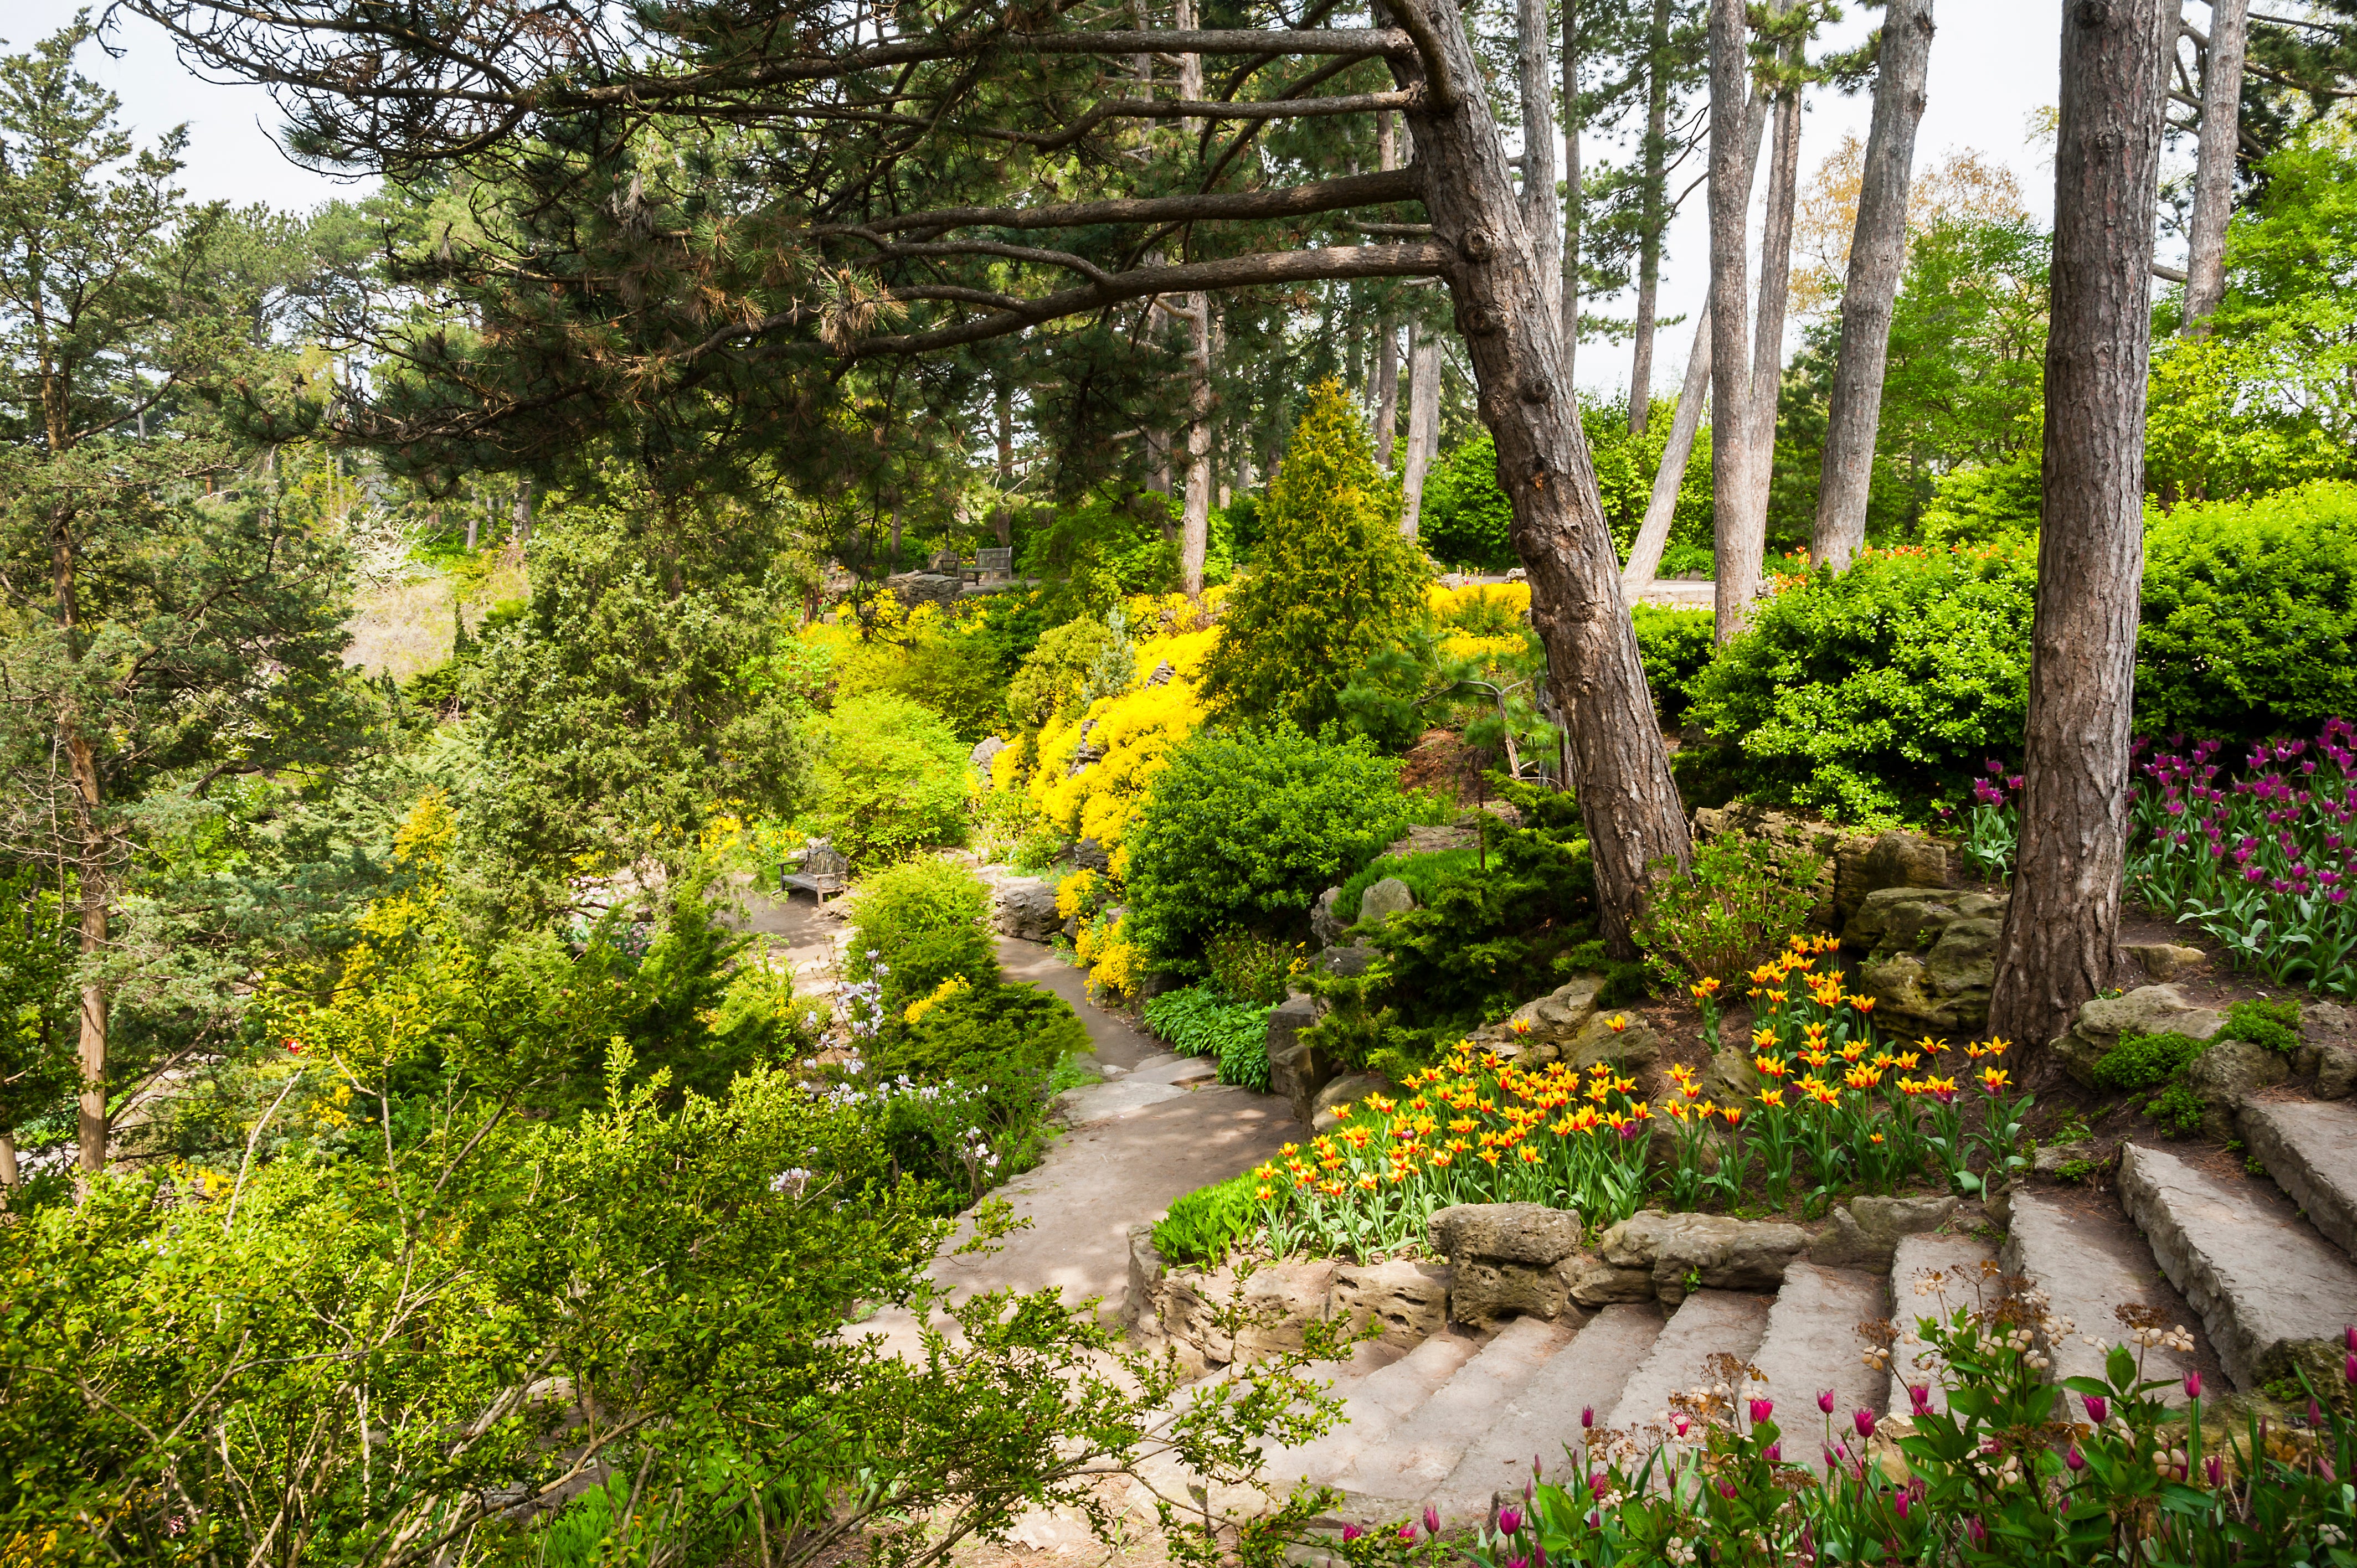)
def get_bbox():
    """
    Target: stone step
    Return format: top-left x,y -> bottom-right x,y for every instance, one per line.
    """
1425,1302 -> 1668,1526
1884,1231 -> 1998,1420
2001,1184 -> 2202,1403
1747,1262 -> 1889,1472
1602,1288 -> 1775,1439
1259,1327 -> 1489,1496
2118,1140 -> 2357,1392
2240,1100 -> 2357,1260
1331,1313 -> 1581,1512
